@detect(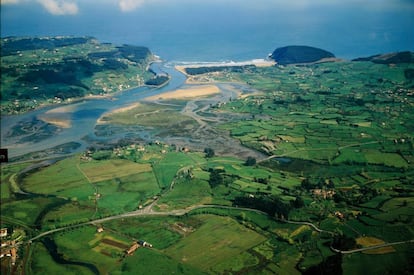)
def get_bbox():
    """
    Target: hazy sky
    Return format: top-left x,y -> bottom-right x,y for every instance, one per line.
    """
2,0 -> 414,15
1,0 -> 414,60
